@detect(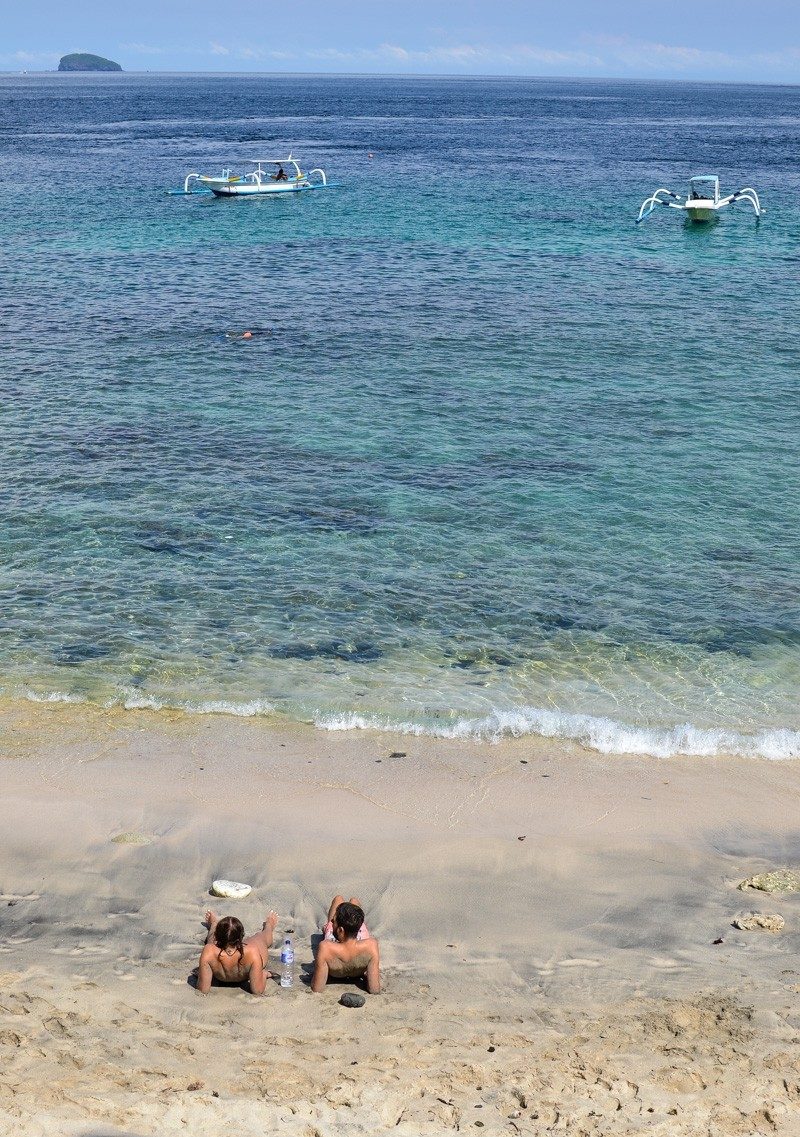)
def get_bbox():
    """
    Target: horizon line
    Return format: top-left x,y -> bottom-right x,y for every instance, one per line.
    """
2,68 -> 799,88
